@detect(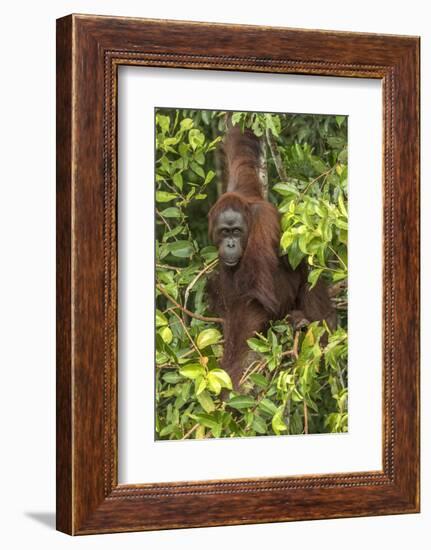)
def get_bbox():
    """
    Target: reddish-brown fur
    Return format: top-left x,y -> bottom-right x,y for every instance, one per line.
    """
207,127 -> 335,389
